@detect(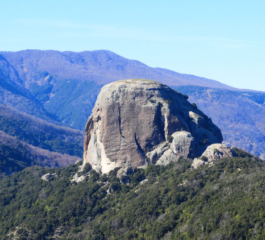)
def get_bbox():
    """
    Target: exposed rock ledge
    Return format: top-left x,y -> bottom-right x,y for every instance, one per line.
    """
41,173 -> 58,181
82,79 -> 223,174
192,144 -> 237,169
